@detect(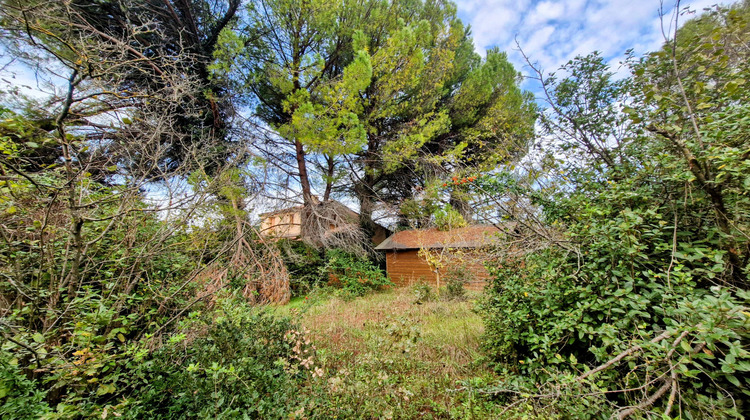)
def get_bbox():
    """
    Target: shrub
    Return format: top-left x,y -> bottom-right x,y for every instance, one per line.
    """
434,204 -> 467,231
126,296 -> 316,419
277,239 -> 325,296
321,250 -> 392,298
442,265 -> 473,301
0,350 -> 50,419
478,8 -> 750,415
480,246 -> 750,418
412,282 -> 433,304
